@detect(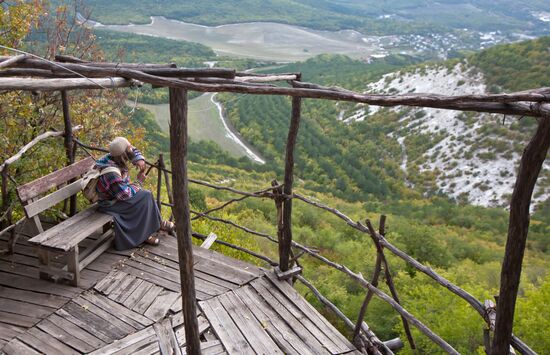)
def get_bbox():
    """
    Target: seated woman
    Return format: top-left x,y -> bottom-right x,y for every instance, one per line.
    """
94,137 -> 173,250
